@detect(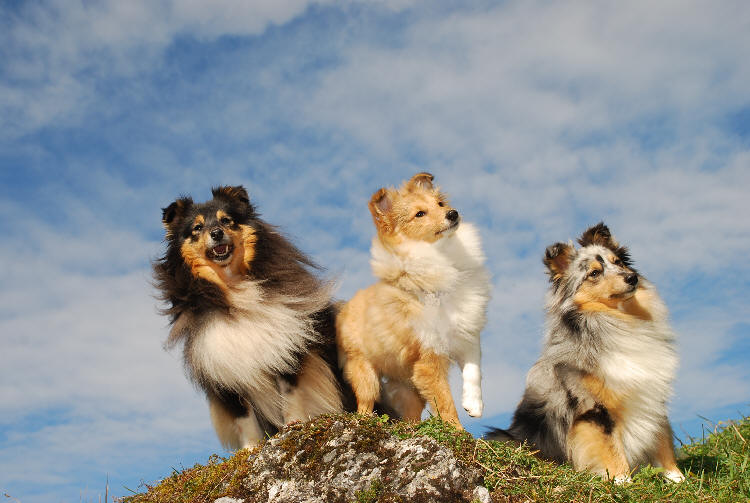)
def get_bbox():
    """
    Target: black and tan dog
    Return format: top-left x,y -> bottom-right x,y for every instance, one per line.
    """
153,186 -> 353,449
488,223 -> 685,483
